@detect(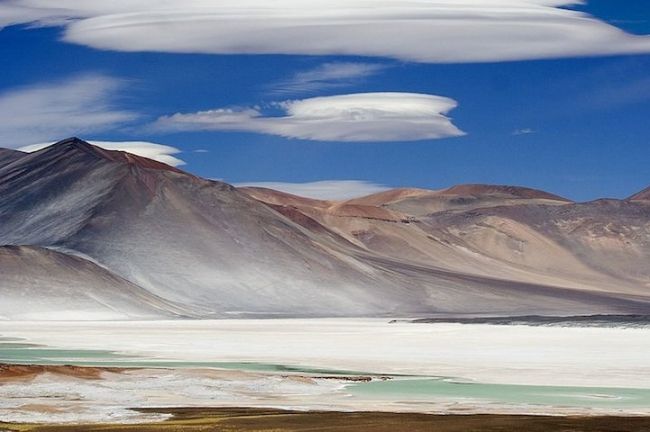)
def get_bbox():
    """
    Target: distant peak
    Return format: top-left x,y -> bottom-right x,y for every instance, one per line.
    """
629,186 -> 650,201
442,184 -> 571,202
344,188 -> 431,206
345,184 -> 571,207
